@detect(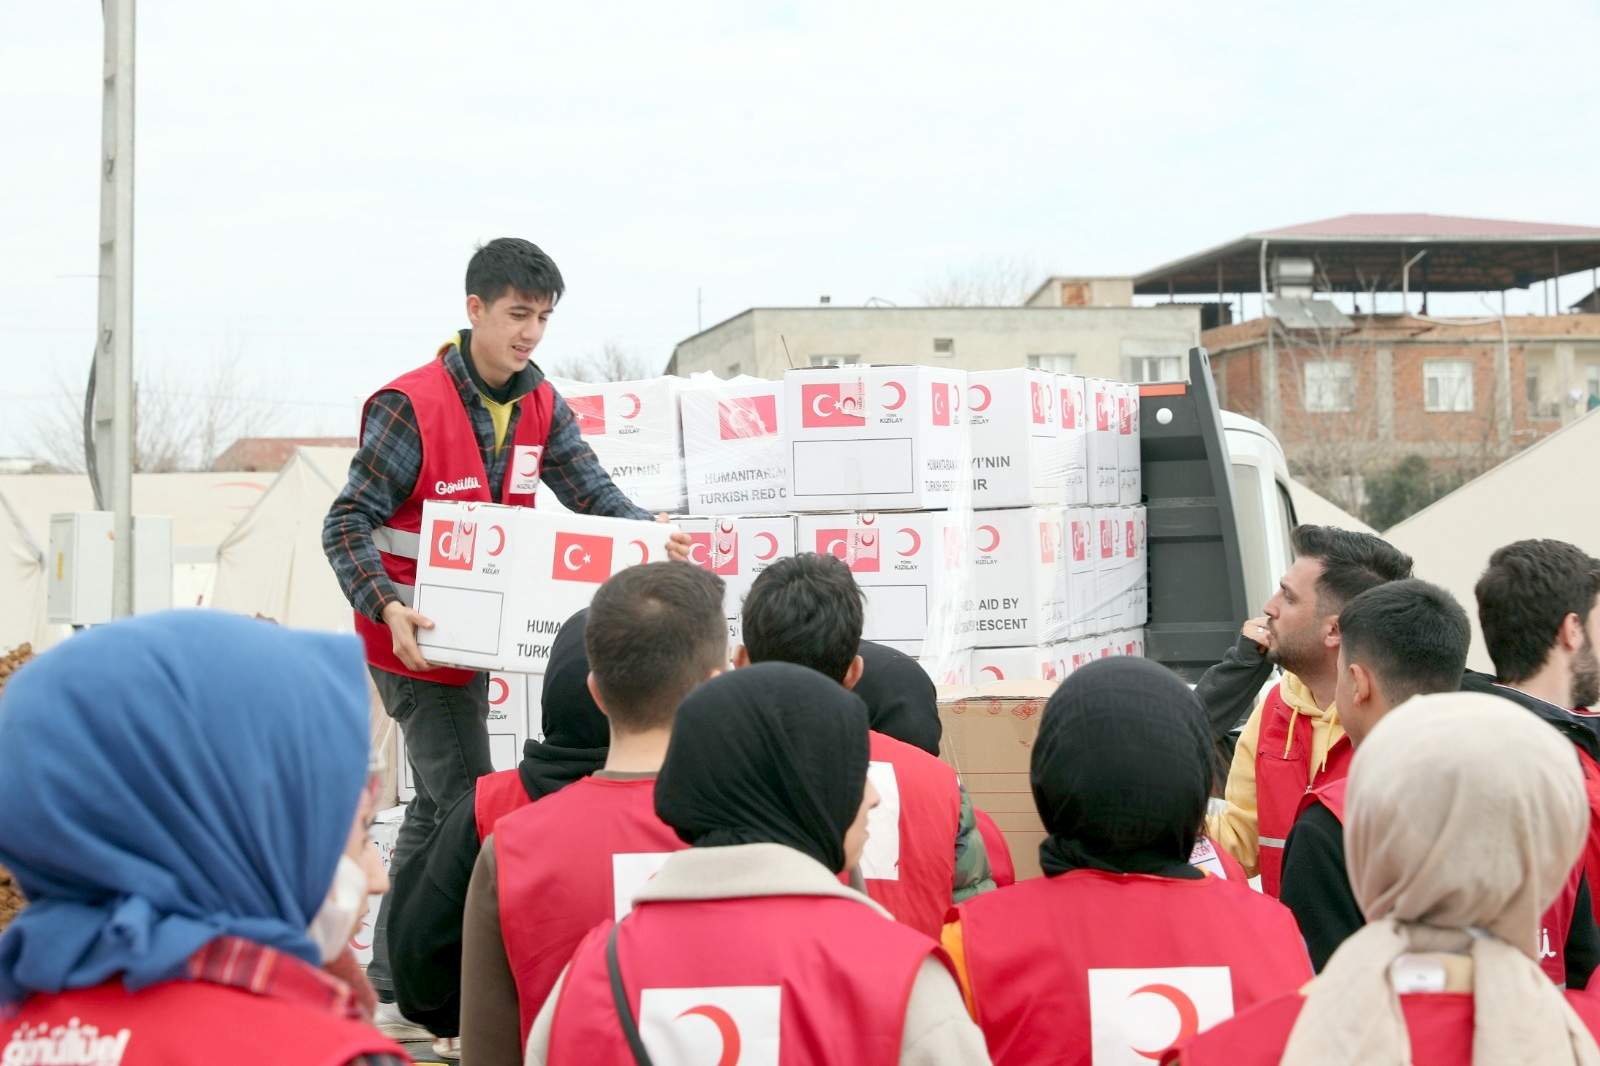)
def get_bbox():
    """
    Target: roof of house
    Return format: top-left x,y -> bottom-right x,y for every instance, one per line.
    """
211,437 -> 356,472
